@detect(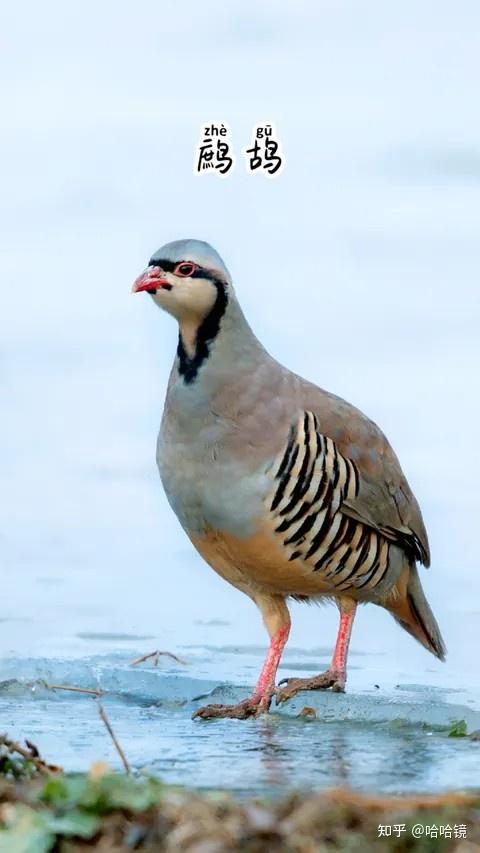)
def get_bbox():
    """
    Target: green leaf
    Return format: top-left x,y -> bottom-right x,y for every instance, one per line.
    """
45,810 -> 100,839
0,805 -> 54,853
40,772 -> 164,816
80,774 -> 164,814
40,774 -> 89,808
448,719 -> 468,737
0,755 -> 36,780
